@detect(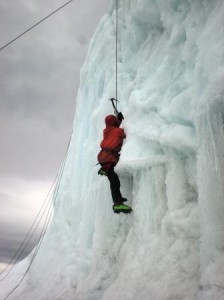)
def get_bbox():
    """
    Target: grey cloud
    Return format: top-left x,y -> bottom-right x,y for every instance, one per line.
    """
0,192 -> 13,204
0,0 -> 110,180
0,0 -> 111,265
76,34 -> 88,46
0,201 -> 42,264
0,224 -> 40,264
0,113 -> 71,179
0,193 -> 20,216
